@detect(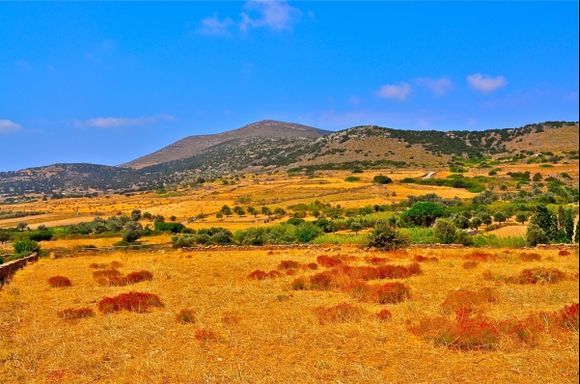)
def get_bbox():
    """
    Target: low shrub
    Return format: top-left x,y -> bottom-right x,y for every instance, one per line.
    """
98,292 -> 163,313
441,287 -> 498,313
516,268 -> 566,284
93,269 -> 123,279
57,307 -> 95,320
409,308 -> 500,351
558,250 -> 571,256
365,256 -> 389,265
48,276 -> 72,288
372,282 -> 411,304
463,251 -> 496,262
377,309 -> 392,322
126,270 -> 153,284
89,263 -> 109,269
413,255 -> 438,263
195,328 -> 218,342
519,252 -> 541,262
306,262 -> 318,270
278,260 -> 300,270
176,309 -> 196,324
316,255 -> 342,268
247,270 -> 283,280
313,302 -> 367,324
462,261 -> 479,269
291,277 -> 307,290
